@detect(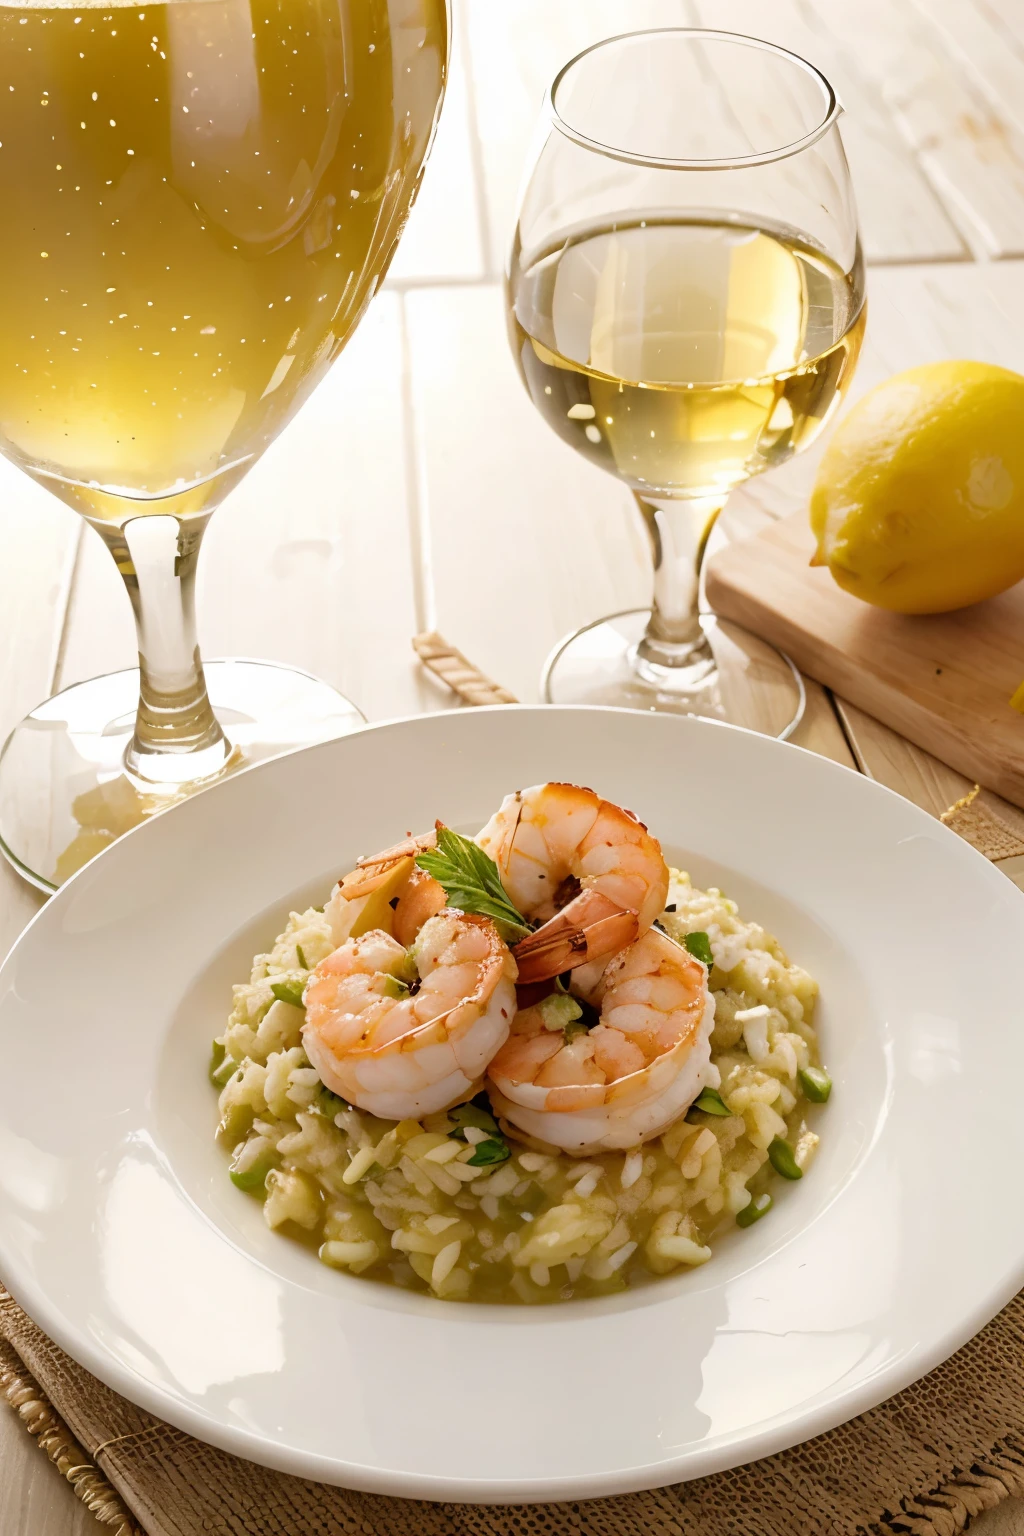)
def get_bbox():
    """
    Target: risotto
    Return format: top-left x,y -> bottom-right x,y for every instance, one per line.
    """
210,870 -> 827,1304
